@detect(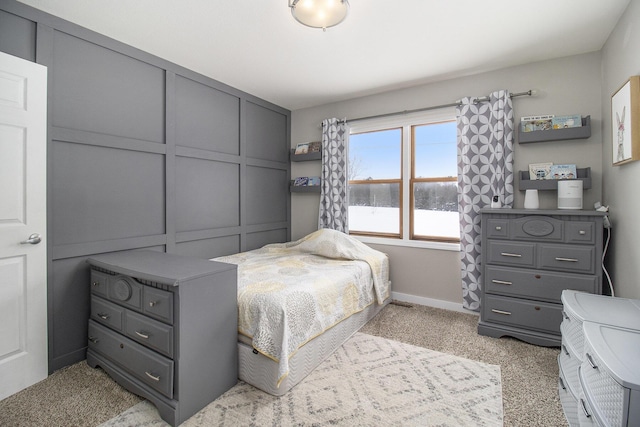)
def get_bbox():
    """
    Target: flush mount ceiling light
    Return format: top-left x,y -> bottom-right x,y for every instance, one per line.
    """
289,0 -> 350,30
